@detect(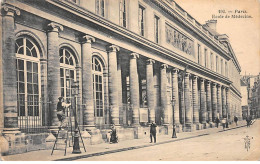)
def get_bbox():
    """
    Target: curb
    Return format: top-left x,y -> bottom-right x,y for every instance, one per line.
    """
54,124 -> 246,161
